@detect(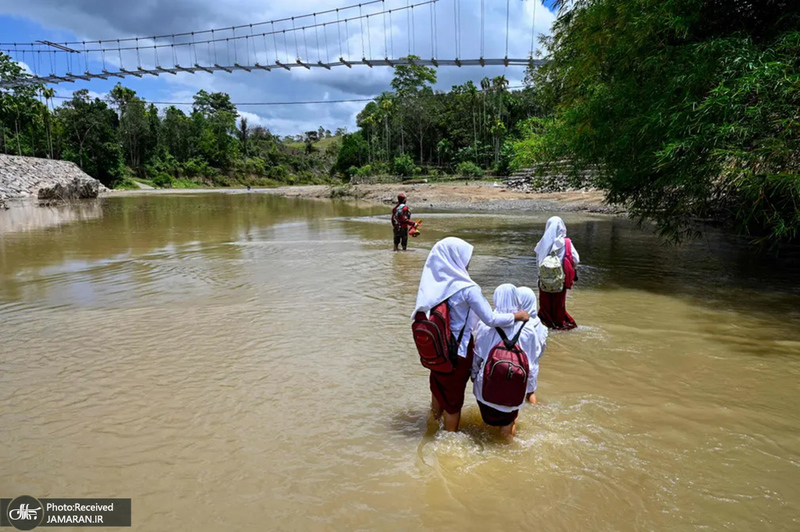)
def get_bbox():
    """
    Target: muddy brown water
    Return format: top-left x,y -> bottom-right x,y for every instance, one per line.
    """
1,193 -> 799,530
